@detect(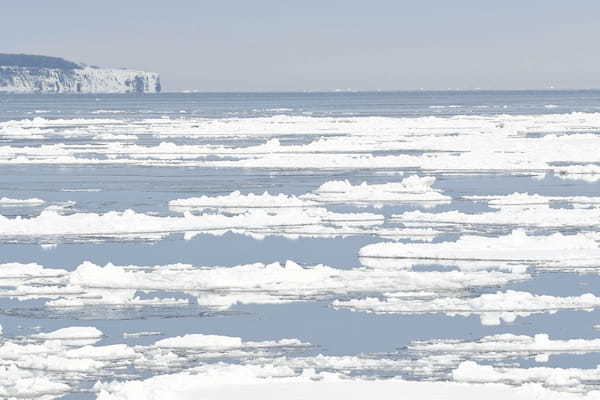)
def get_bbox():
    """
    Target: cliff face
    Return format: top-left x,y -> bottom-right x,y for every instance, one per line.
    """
0,54 -> 161,93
